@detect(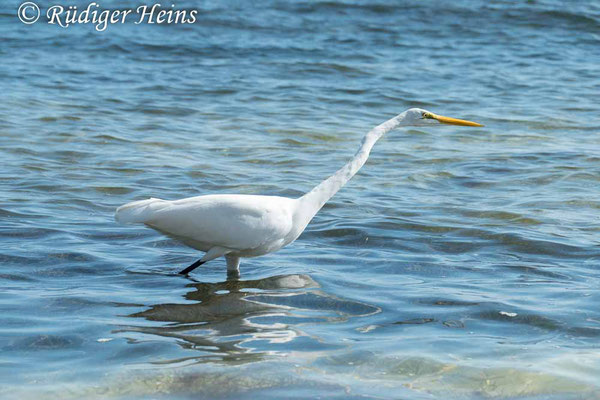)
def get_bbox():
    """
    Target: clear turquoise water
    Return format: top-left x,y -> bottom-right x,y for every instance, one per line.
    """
2,1 -> 600,398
